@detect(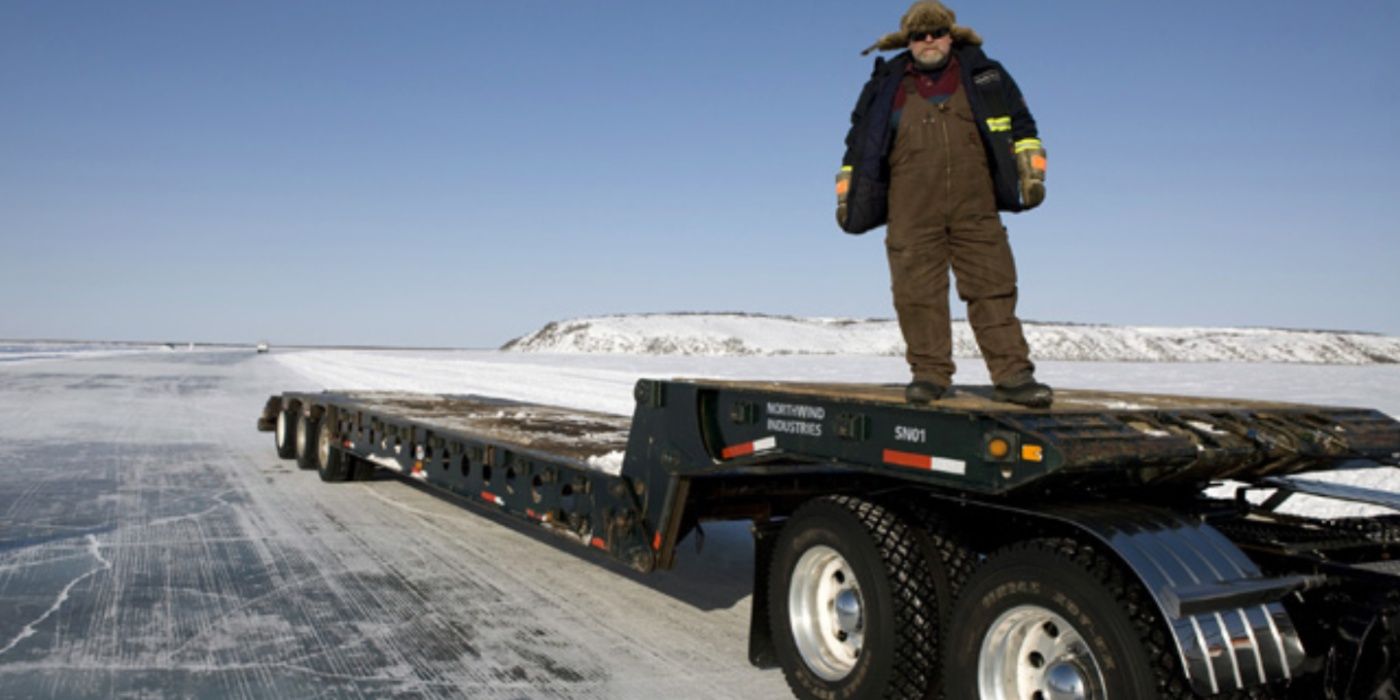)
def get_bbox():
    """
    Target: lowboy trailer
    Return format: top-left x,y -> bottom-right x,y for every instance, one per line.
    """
259,379 -> 1400,699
